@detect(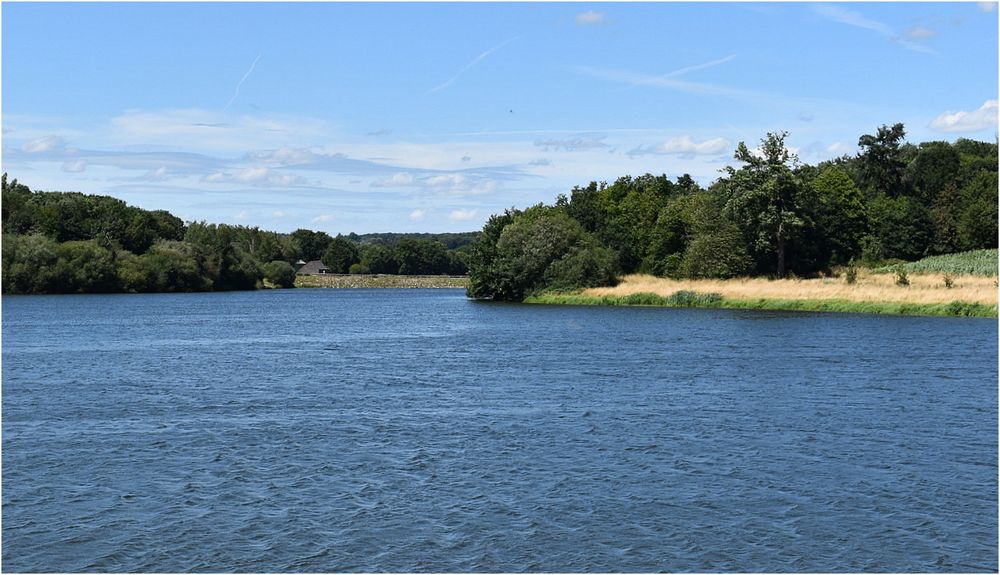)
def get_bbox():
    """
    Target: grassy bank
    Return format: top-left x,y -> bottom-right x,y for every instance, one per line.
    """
295,274 -> 468,289
525,272 -> 998,317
